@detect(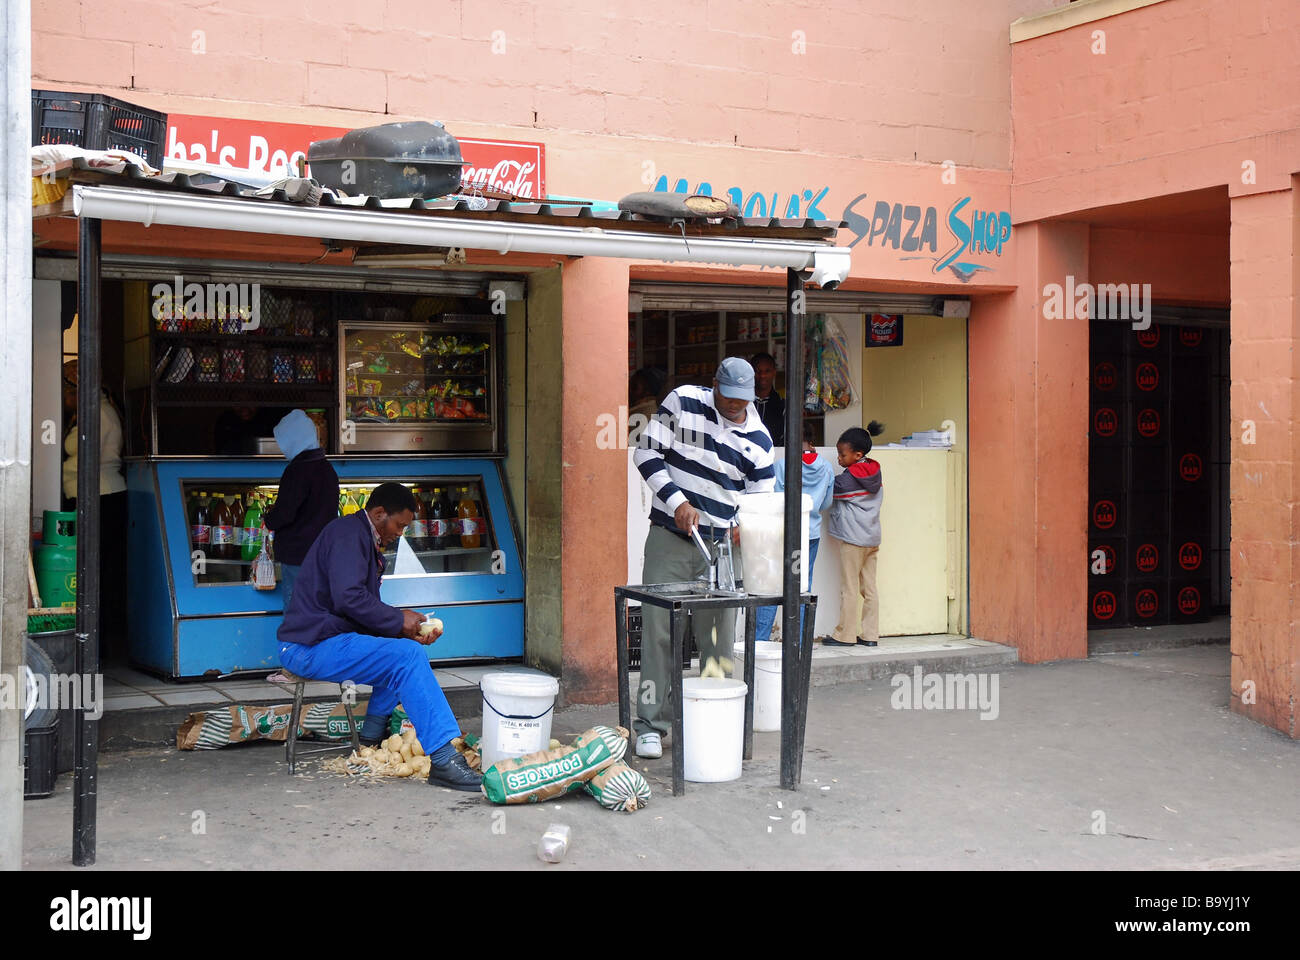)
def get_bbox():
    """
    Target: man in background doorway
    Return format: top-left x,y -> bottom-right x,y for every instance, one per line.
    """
751,352 -> 785,446
264,409 -> 339,611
